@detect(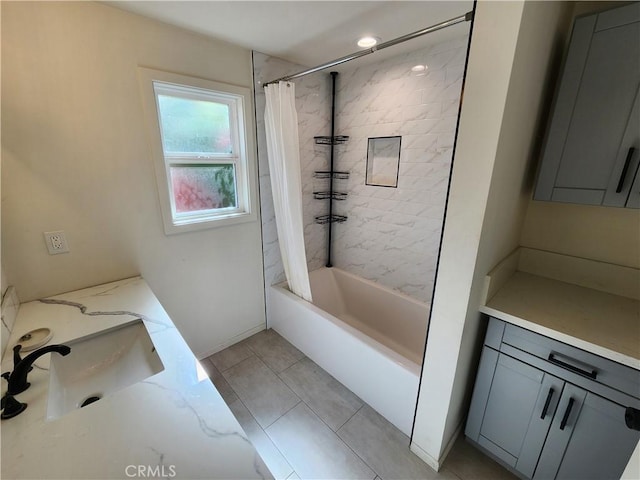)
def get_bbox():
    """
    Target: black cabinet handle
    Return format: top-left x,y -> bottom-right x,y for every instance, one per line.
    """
560,398 -> 575,431
540,387 -> 555,420
616,147 -> 635,193
625,407 -> 640,431
548,353 -> 597,379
